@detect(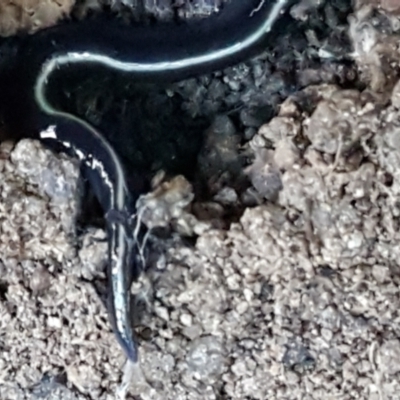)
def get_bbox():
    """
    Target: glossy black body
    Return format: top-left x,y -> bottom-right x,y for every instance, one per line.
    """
0,0 -> 293,361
